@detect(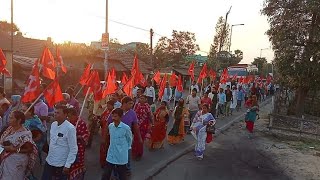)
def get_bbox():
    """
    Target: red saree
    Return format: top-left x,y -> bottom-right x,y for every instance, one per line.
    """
148,107 -> 169,150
